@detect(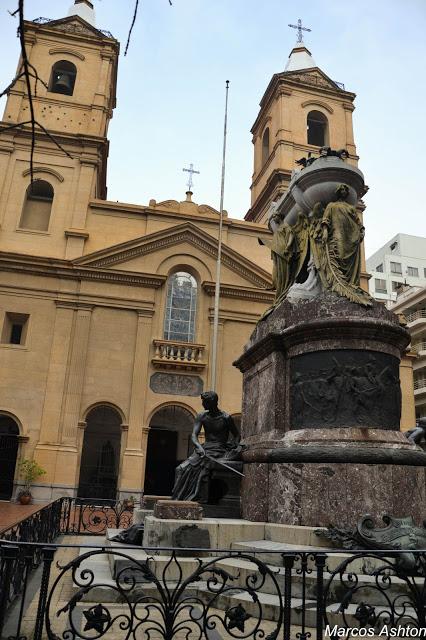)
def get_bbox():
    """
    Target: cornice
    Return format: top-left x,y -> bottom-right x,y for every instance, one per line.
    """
0,252 -> 166,289
74,222 -> 272,289
246,168 -> 292,222
202,281 -> 273,302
